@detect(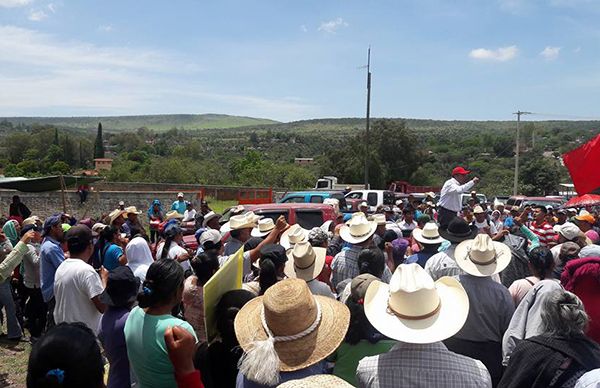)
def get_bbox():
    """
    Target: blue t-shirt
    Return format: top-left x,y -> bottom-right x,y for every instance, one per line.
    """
40,237 -> 65,302
102,244 -> 123,271
171,200 -> 186,215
